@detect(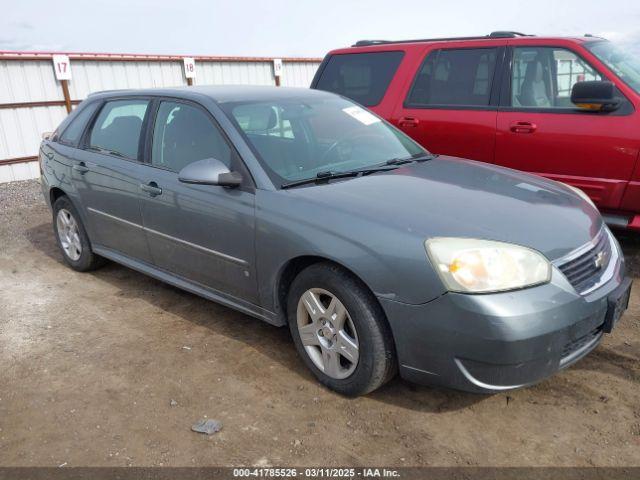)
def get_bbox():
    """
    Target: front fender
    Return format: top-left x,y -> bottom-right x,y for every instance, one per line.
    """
255,190 -> 446,313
